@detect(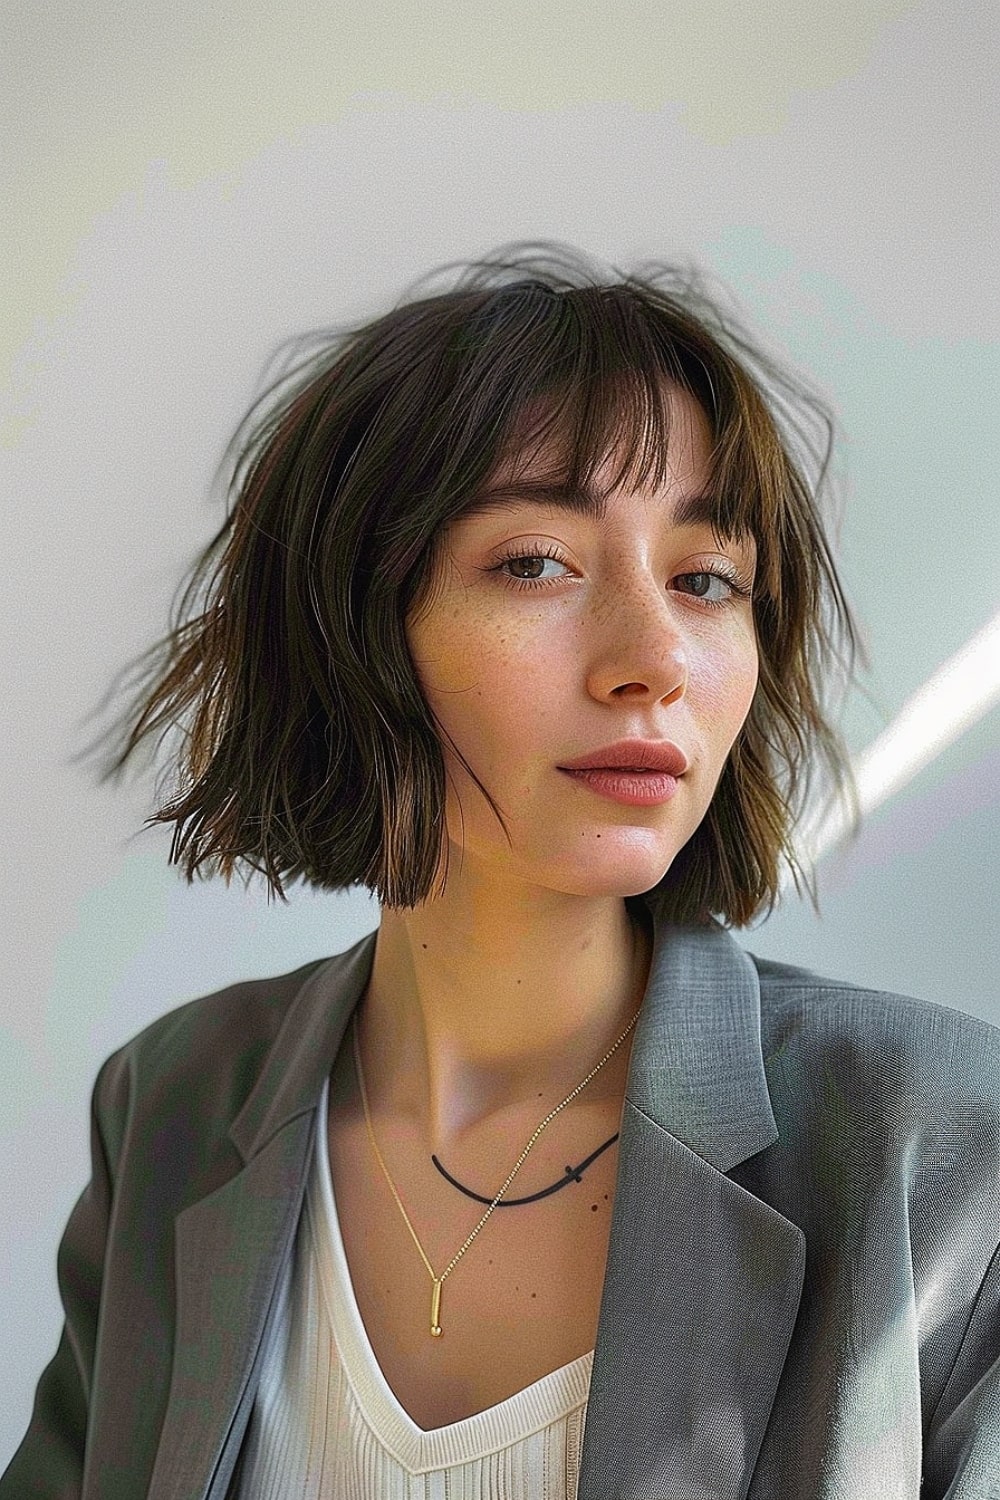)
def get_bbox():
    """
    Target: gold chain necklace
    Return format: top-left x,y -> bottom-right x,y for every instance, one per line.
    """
351,921 -> 642,1339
